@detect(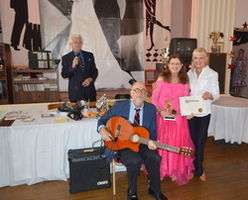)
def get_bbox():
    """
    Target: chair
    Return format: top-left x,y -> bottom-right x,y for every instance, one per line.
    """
112,156 -> 124,196
112,155 -> 145,196
89,101 -> 97,108
47,102 -> 65,110
115,93 -> 130,99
